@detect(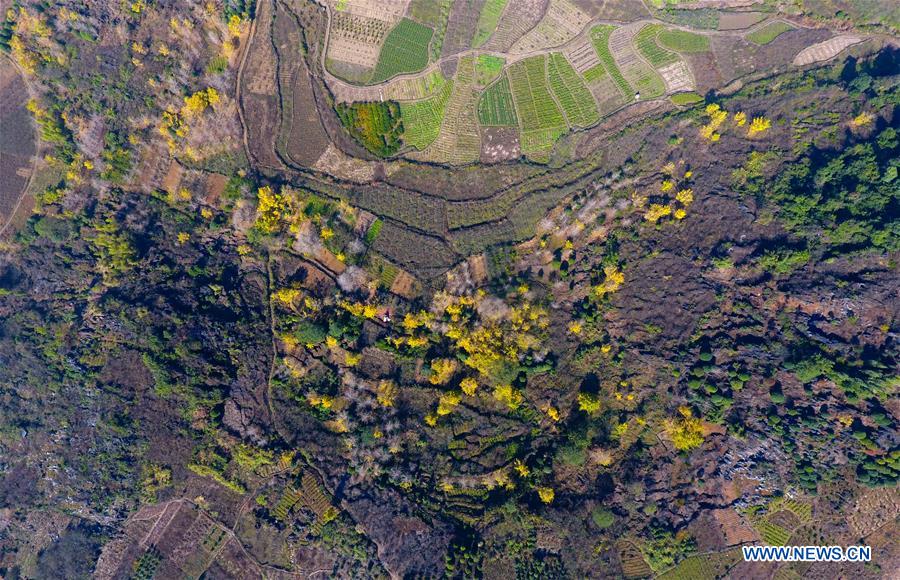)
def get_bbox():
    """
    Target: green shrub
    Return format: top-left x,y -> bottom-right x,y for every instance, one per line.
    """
592,507 -> 615,528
